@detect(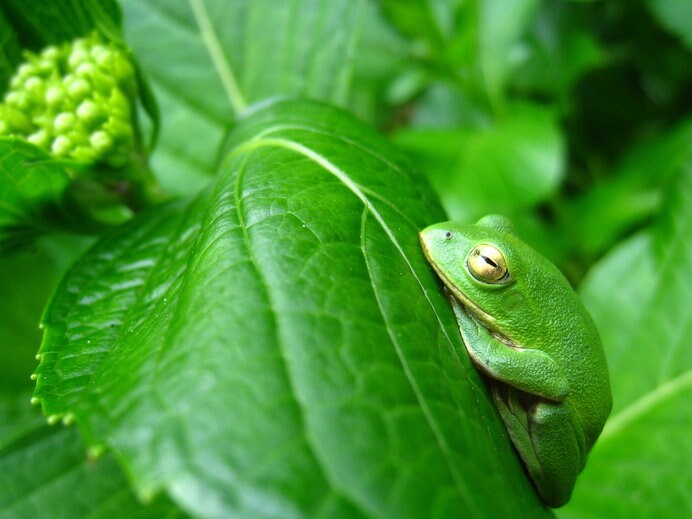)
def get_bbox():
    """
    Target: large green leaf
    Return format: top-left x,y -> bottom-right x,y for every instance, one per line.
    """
0,391 -> 185,519
34,100 -> 550,518
560,161 -> 692,517
120,0 -> 366,195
